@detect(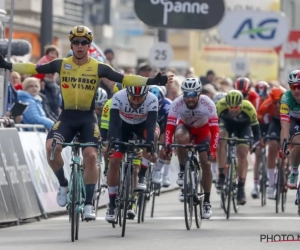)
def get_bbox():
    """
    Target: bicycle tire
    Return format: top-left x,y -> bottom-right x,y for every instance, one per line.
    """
75,172 -> 81,240
118,162 -> 124,228
122,164 -> 131,237
93,167 -> 102,219
141,167 -> 151,222
137,193 -> 143,223
260,153 -> 267,207
232,160 -> 239,214
184,160 -> 193,230
71,165 -> 77,242
150,183 -> 157,218
226,160 -> 233,220
194,166 -> 202,229
281,163 -> 287,212
275,160 -> 281,214
141,192 -> 147,222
